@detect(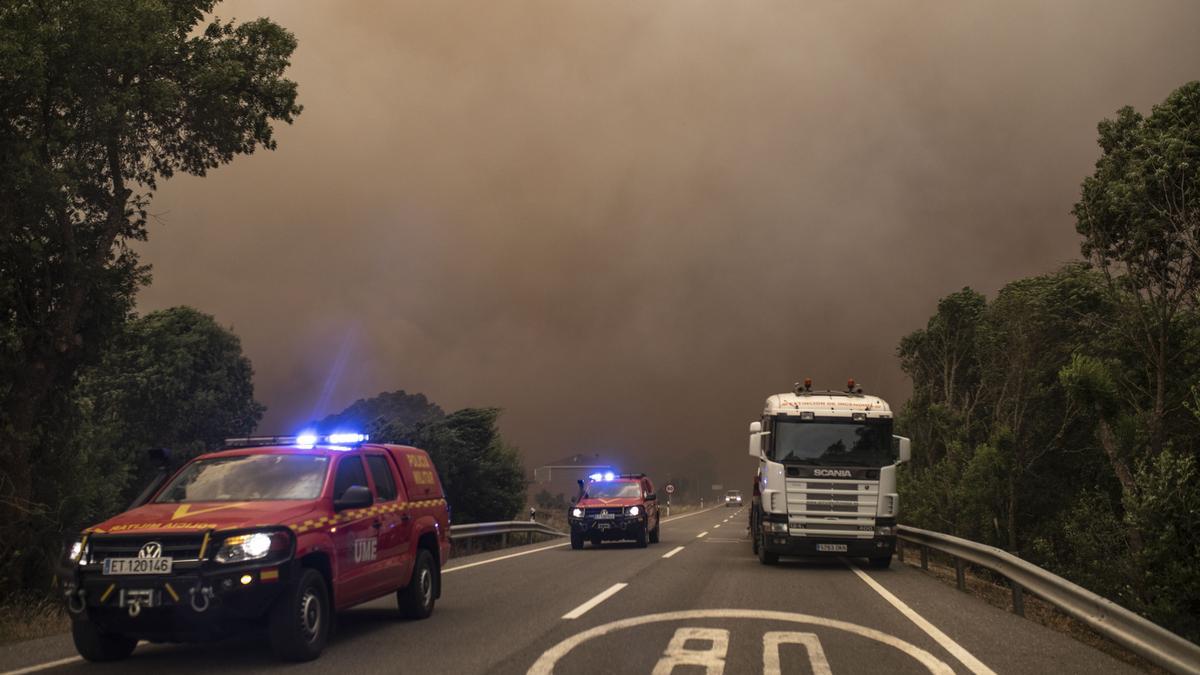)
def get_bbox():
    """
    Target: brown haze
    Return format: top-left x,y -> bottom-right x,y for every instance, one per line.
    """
137,0 -> 1200,494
